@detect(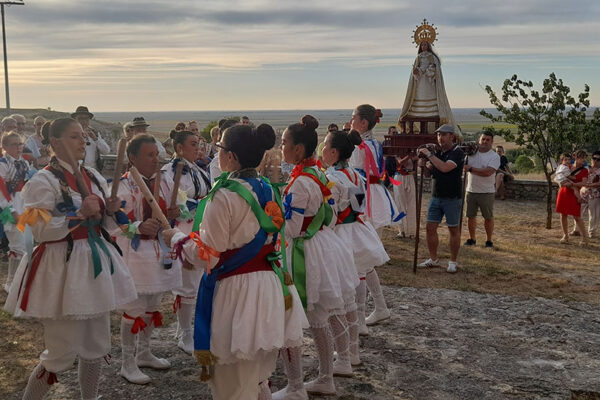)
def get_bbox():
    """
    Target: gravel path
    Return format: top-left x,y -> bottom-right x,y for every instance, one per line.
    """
5,286 -> 600,399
